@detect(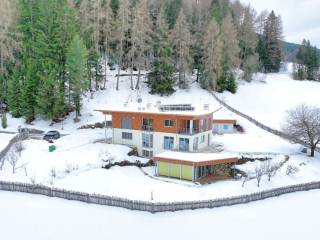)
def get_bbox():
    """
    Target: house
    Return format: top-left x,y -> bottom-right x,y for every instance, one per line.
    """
96,104 -> 213,157
212,108 -> 237,134
154,151 -> 239,182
